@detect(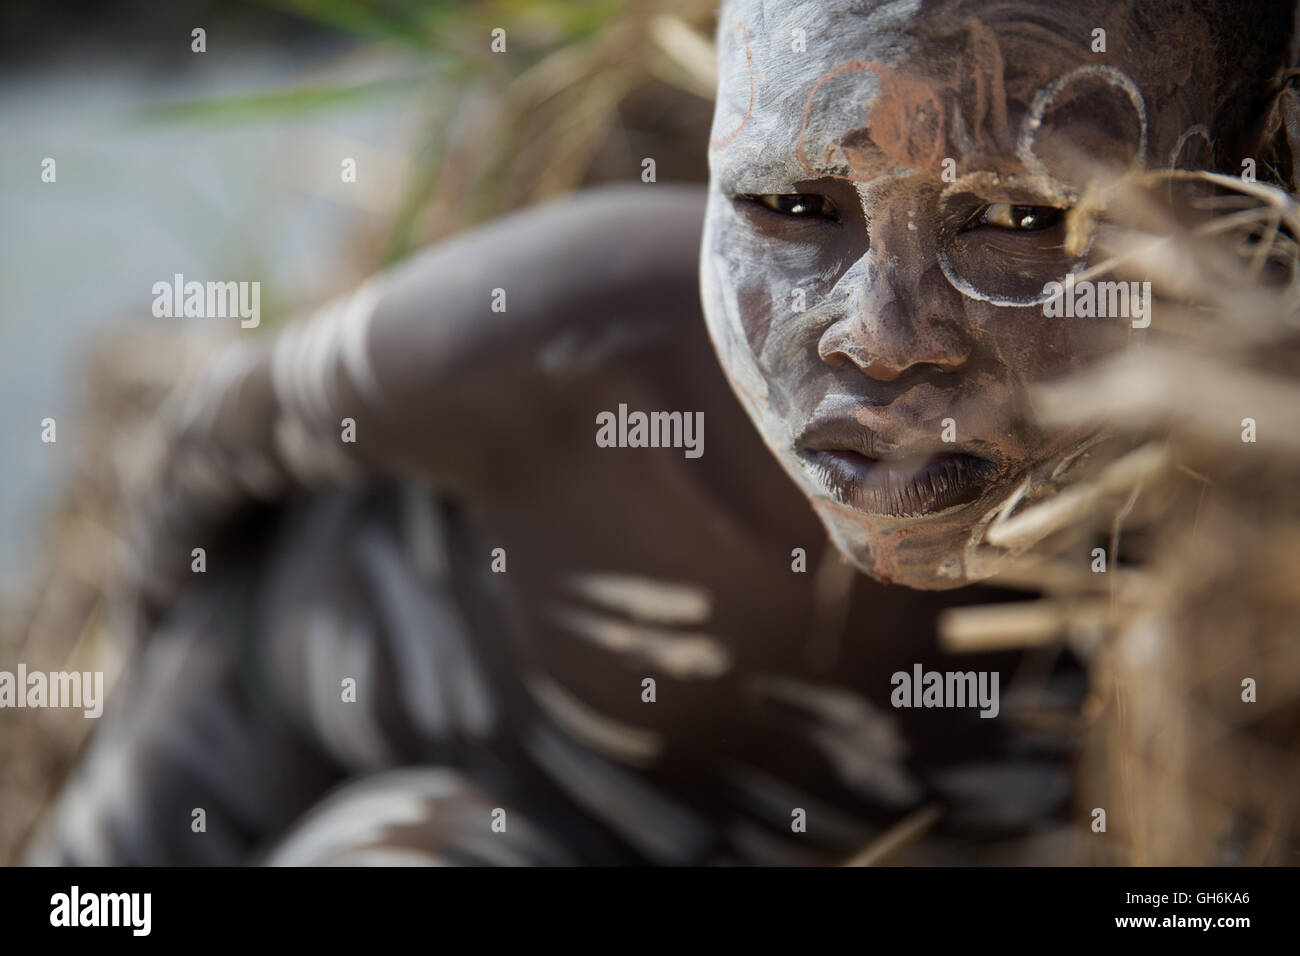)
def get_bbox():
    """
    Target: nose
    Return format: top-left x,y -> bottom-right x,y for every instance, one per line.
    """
817,243 -> 972,383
